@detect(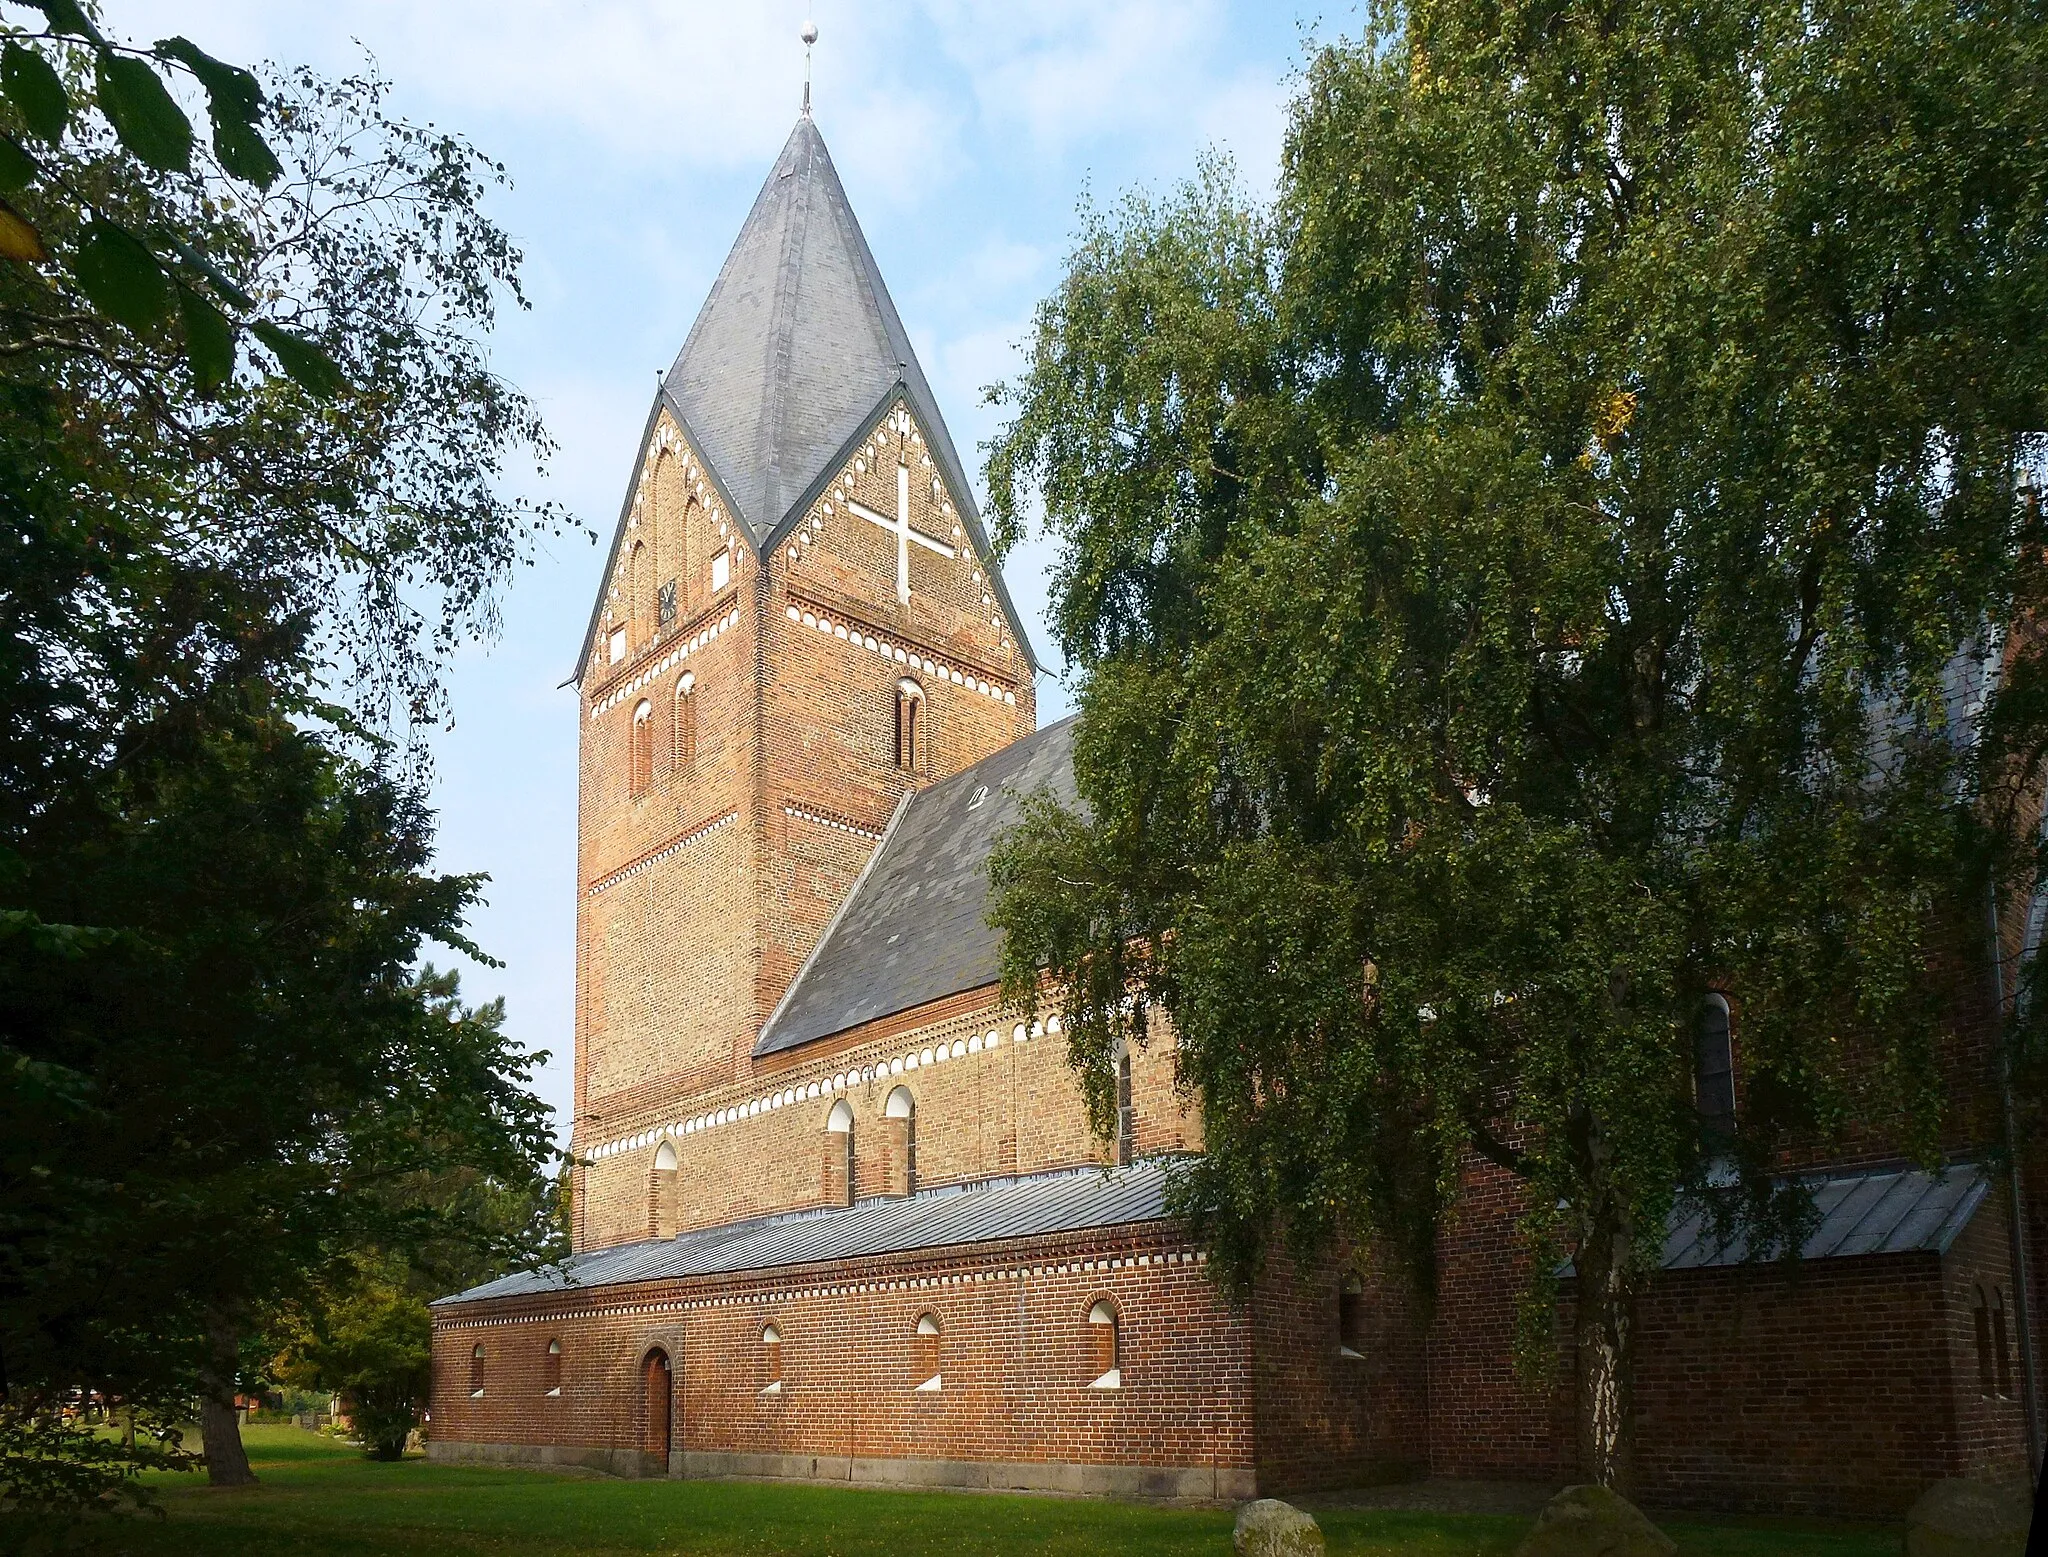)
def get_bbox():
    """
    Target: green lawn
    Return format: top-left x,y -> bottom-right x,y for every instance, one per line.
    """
26,1427 -> 1898,1557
